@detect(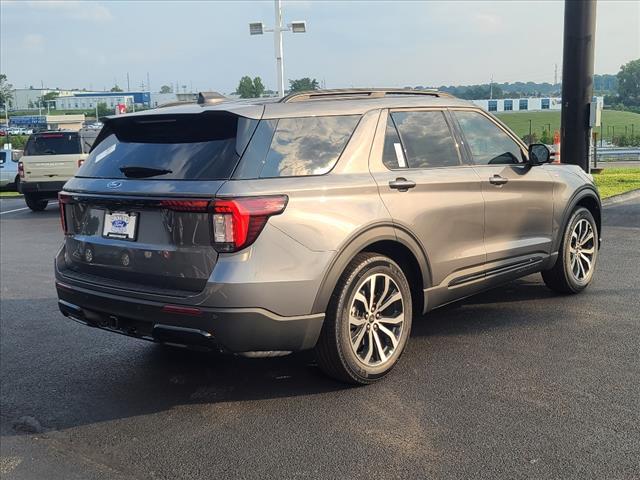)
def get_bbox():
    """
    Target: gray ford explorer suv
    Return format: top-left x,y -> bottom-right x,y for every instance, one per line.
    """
55,89 -> 602,384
